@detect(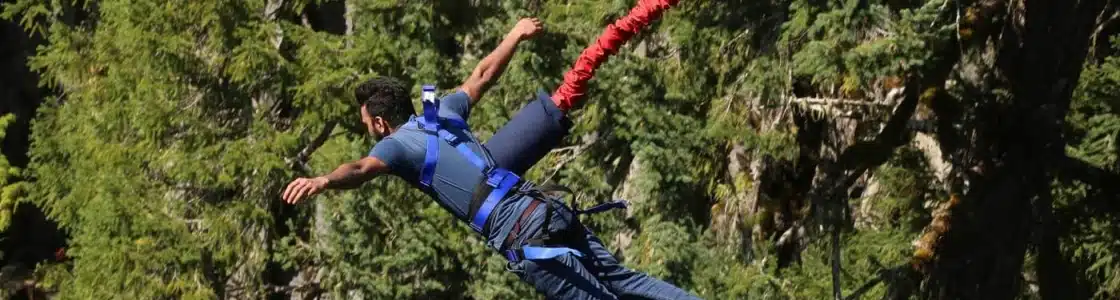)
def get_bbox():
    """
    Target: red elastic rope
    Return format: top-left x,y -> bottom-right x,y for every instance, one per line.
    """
552,0 -> 680,111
